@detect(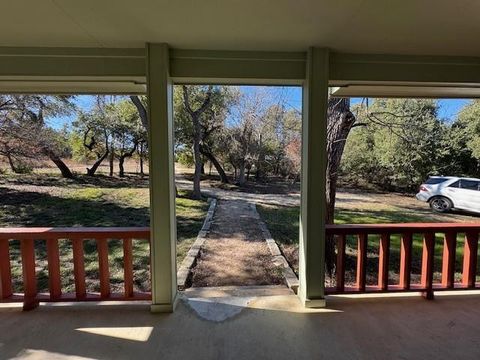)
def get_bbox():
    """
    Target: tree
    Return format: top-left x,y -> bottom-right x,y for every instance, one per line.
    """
0,95 -> 76,178
325,98 -> 357,274
454,100 -> 480,175
180,85 -> 213,198
226,89 -> 271,185
110,99 -> 146,177
72,96 -> 115,176
342,99 -> 450,191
